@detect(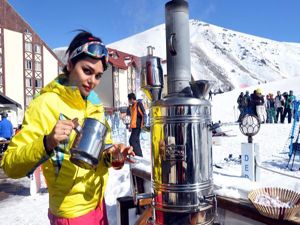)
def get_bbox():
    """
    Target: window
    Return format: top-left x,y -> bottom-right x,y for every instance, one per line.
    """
111,52 -> 119,59
25,42 -> 32,52
25,60 -> 32,70
34,44 -> 41,54
25,78 -> 32,87
26,96 -> 33,106
35,61 -> 41,71
35,79 -> 42,88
